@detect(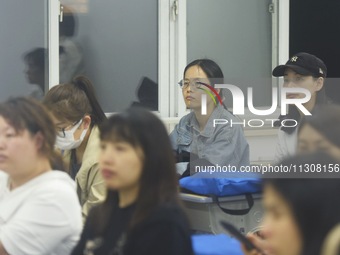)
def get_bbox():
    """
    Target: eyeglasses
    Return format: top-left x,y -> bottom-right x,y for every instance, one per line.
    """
57,119 -> 81,138
178,79 -> 207,90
